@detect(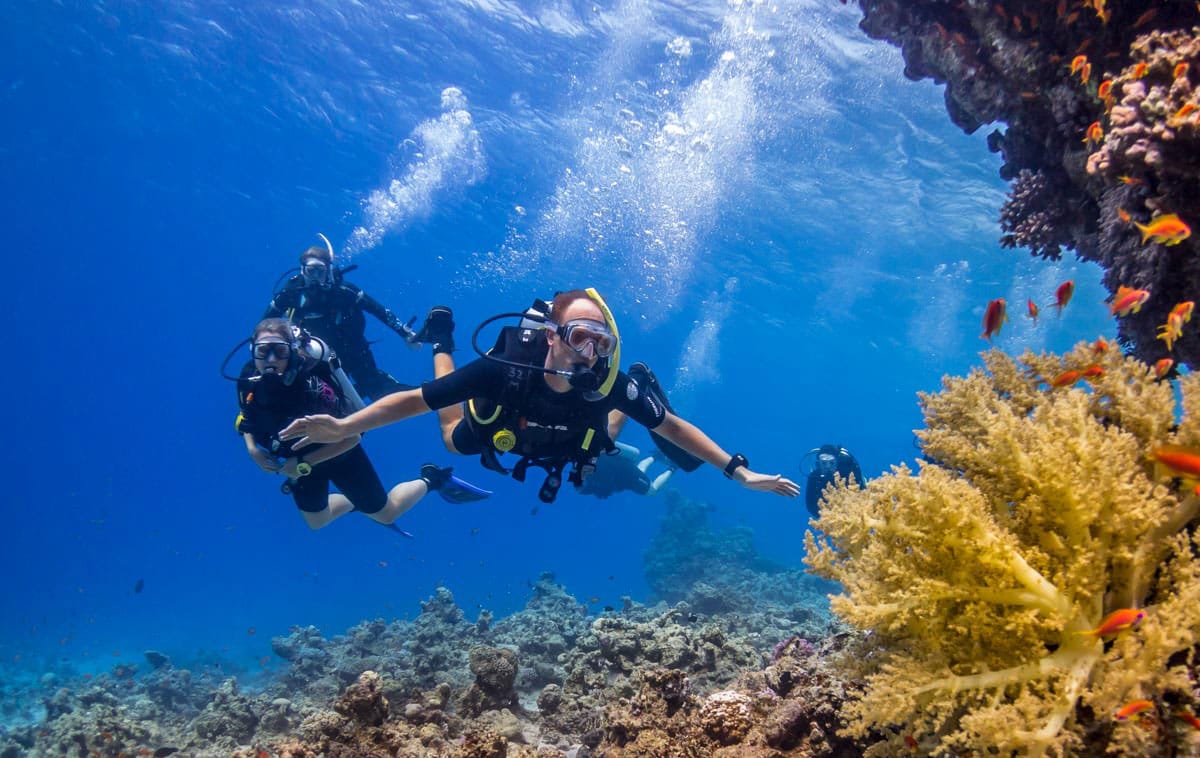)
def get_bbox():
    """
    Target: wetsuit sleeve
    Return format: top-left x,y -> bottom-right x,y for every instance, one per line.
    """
613,372 -> 667,429
350,285 -> 413,339
419,358 -> 503,411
